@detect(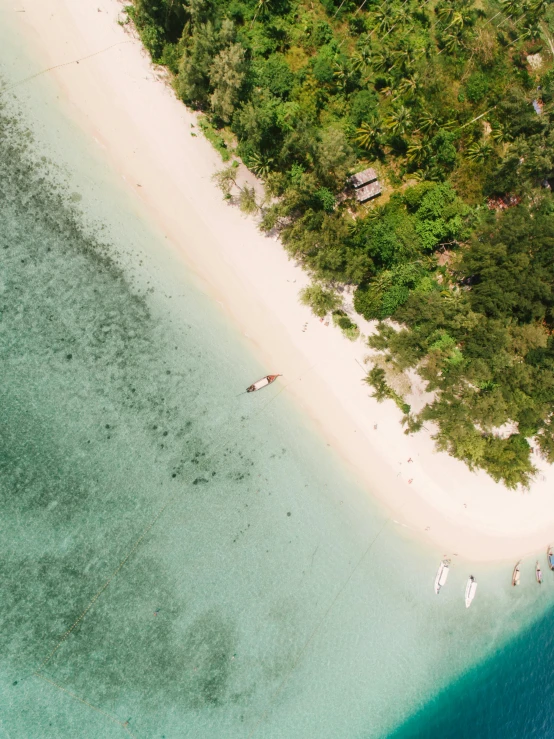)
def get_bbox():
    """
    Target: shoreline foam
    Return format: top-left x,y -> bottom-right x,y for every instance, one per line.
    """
7,0 -> 554,562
